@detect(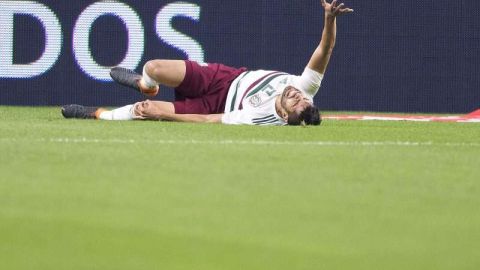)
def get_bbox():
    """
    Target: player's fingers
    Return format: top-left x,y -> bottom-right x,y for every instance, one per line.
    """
331,0 -> 338,9
133,114 -> 145,120
143,99 -> 151,109
339,7 -> 354,14
138,101 -> 149,113
133,103 -> 144,119
133,103 -> 141,116
133,102 -> 140,111
334,3 -> 344,14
